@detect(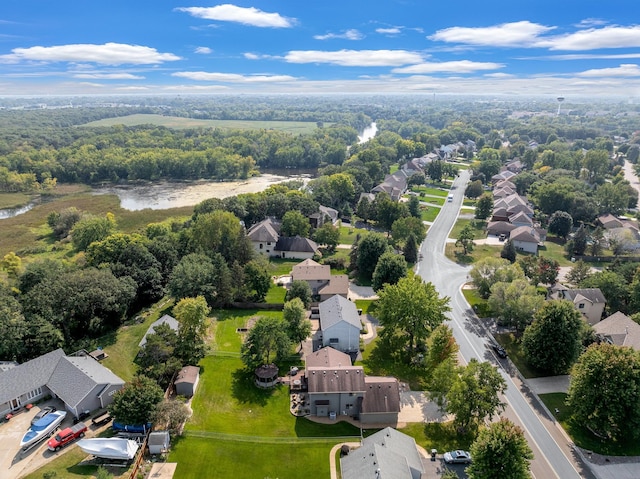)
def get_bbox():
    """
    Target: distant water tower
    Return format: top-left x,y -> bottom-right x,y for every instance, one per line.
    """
556,96 -> 565,116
